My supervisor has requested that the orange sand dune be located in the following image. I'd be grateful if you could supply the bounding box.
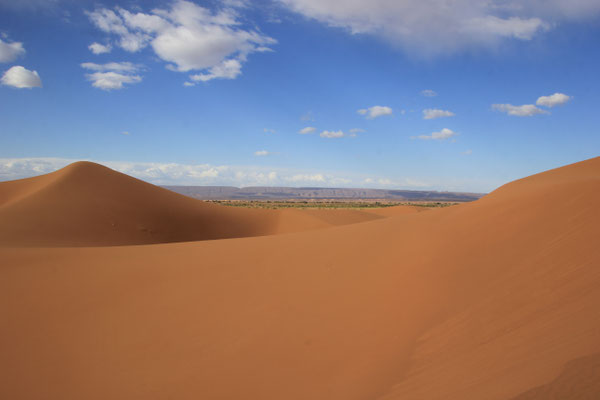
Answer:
[361,204,425,217]
[0,157,599,400]
[0,161,389,246]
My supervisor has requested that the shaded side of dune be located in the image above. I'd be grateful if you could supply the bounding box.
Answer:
[508,353,600,400]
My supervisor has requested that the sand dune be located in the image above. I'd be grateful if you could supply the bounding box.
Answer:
[0,157,599,400]
[0,161,392,247]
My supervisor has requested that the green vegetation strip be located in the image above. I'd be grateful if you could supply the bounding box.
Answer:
[207,200,458,209]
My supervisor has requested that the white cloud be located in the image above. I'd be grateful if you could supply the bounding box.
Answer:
[81,61,140,72]
[423,108,455,120]
[492,103,548,116]
[1,66,42,88]
[122,131,130,135]
[106,161,227,184]
[536,92,571,107]
[254,150,272,156]
[189,58,242,83]
[83,72,142,90]
[88,42,112,54]
[0,38,25,63]
[86,8,149,52]
[299,126,316,134]
[462,149,473,155]
[81,62,142,90]
[421,89,437,97]
[413,128,457,140]
[461,15,546,40]
[0,158,66,181]
[263,128,276,134]
[320,130,345,138]
[87,1,276,83]
[277,0,600,56]
[357,105,393,119]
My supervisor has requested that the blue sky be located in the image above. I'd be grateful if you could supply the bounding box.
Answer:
[1,0,599,192]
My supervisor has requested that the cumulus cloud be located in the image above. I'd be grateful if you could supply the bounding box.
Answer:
[83,72,141,90]
[320,130,346,138]
[1,66,42,88]
[81,62,142,90]
[0,38,25,62]
[421,89,437,97]
[88,42,112,54]
[254,150,272,156]
[277,0,600,55]
[299,126,316,134]
[492,103,548,116]
[86,8,151,52]
[413,128,457,140]
[189,58,242,83]
[357,105,393,119]
[536,92,571,107]
[423,108,455,120]
[87,0,275,83]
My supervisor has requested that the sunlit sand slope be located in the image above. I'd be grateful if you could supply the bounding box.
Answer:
[0,157,598,400]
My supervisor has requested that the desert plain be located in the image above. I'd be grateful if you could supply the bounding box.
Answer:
[1,157,599,400]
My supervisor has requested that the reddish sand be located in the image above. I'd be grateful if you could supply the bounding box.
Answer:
[0,157,599,400]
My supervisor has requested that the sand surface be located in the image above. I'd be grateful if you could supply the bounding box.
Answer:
[1,157,599,399]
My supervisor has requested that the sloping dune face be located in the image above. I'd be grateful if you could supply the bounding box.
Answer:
[0,161,388,246]
[0,157,599,400]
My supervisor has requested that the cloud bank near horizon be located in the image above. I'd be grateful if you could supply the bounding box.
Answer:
[0,157,486,191]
